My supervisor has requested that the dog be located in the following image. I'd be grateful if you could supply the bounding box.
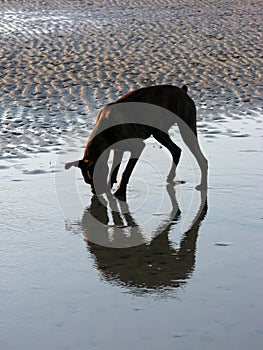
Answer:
[65,85,208,200]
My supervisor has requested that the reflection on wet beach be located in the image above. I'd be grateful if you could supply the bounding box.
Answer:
[80,185,207,292]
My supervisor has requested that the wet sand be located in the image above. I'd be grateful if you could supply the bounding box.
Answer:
[1,130,262,350]
[0,0,262,157]
[0,1,263,349]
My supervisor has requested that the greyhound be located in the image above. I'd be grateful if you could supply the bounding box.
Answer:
[65,85,208,200]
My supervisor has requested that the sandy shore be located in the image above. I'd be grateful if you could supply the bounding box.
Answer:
[0,0,262,157]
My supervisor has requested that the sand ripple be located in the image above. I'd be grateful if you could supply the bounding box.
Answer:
[0,0,262,157]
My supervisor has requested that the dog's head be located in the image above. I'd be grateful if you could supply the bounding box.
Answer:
[65,159,96,192]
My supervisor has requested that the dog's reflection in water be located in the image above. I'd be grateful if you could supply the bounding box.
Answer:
[80,185,207,291]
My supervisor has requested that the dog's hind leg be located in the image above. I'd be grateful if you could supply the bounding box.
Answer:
[177,120,208,190]
[152,130,181,183]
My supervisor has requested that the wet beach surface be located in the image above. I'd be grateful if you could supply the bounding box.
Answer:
[0,1,263,349]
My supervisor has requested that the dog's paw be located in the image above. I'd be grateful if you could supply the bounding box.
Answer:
[114,188,127,201]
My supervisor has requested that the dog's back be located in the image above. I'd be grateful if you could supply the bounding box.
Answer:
[107,85,197,135]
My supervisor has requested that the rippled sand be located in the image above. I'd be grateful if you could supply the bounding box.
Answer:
[0,0,262,157]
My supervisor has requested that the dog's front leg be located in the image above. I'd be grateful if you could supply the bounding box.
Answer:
[114,141,145,201]
[114,158,138,200]
[92,149,111,195]
[108,149,124,189]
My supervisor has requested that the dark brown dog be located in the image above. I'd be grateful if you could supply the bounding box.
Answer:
[65,85,208,200]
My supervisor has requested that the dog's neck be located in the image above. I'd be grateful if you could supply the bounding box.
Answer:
[83,127,110,162]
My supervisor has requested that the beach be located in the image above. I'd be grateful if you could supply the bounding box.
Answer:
[0,0,263,349]
[0,0,262,157]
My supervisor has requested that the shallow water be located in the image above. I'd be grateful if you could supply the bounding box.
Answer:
[1,1,263,349]
[1,126,263,349]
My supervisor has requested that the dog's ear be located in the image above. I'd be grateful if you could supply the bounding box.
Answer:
[181,85,188,93]
[86,161,95,179]
[77,159,95,184]
[64,160,82,170]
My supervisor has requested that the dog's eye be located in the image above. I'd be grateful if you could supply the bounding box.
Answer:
[87,169,92,179]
